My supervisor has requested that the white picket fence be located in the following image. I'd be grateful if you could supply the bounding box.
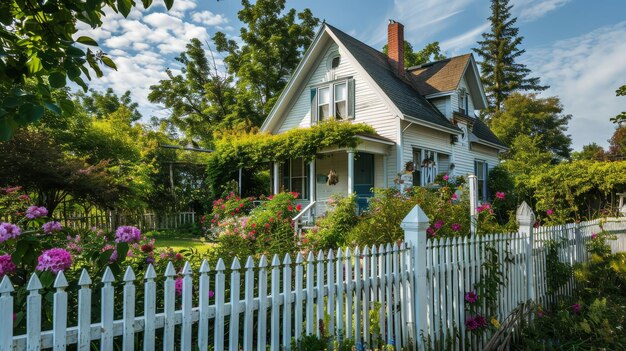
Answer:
[3,204,626,350]
[5,245,414,350]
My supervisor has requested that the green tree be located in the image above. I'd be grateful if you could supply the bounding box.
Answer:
[473,0,547,114]
[572,143,607,161]
[610,85,626,124]
[148,38,236,146]
[77,88,141,122]
[491,93,572,161]
[607,126,626,161]
[212,0,319,127]
[382,41,446,67]
[0,0,179,140]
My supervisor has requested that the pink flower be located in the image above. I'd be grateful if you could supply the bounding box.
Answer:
[42,221,62,234]
[465,316,479,331]
[434,220,444,229]
[115,226,141,243]
[0,222,21,243]
[443,174,449,181]
[0,254,17,277]
[426,227,435,237]
[146,256,155,264]
[495,192,506,200]
[451,193,458,201]
[591,233,597,239]
[36,248,72,273]
[25,206,48,219]
[546,209,554,216]
[475,315,487,327]
[209,290,215,298]
[477,203,492,214]
[175,277,183,296]
[18,194,30,201]
[572,303,580,313]
[464,291,478,303]
[451,223,461,232]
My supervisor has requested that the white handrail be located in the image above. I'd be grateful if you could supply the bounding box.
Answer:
[292,201,316,238]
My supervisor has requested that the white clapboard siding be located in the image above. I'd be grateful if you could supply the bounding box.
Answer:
[7,218,626,351]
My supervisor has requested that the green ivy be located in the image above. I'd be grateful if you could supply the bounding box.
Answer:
[206,121,376,196]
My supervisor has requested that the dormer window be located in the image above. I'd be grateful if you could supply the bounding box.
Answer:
[458,88,469,115]
[310,79,355,123]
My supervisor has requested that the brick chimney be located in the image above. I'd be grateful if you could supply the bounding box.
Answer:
[387,20,405,76]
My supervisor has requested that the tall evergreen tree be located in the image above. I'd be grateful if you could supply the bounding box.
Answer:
[473,0,547,114]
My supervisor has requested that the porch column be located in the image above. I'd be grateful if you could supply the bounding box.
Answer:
[347,151,354,195]
[273,162,280,195]
[383,155,388,188]
[309,159,316,203]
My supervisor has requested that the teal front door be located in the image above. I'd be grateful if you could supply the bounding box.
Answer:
[354,153,374,213]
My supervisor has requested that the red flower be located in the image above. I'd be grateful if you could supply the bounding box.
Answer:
[296,204,302,211]
[288,205,293,211]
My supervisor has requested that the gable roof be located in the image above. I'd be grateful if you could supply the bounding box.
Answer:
[325,24,459,132]
[470,117,507,149]
[407,54,471,96]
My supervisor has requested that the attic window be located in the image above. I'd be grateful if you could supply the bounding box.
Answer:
[331,56,341,69]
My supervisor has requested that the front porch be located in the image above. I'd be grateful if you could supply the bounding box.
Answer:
[270,136,393,231]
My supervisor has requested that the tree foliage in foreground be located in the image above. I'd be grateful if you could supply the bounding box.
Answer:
[0,0,175,140]
[473,0,547,114]
[382,41,447,67]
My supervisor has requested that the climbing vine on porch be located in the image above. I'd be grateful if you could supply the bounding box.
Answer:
[206,121,376,196]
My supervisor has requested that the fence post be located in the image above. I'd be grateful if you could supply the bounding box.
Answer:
[468,174,478,236]
[401,204,430,347]
[517,201,536,302]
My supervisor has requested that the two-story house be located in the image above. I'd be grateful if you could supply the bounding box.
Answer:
[260,21,507,218]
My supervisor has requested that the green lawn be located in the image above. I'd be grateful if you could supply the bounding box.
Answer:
[152,236,214,255]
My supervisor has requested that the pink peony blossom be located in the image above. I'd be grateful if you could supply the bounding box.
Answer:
[209,290,215,298]
[546,209,554,216]
[0,254,17,277]
[25,206,48,219]
[443,174,449,181]
[434,220,444,229]
[0,222,21,243]
[465,316,479,331]
[451,193,458,201]
[495,192,506,200]
[426,227,435,237]
[42,221,62,234]
[477,203,492,214]
[451,223,461,232]
[475,315,487,327]
[591,233,597,239]
[36,248,72,273]
[115,226,141,243]
[464,291,478,303]
[175,277,183,296]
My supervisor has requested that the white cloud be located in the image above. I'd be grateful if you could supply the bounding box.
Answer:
[440,22,489,54]
[512,0,572,22]
[525,21,626,149]
[192,10,228,26]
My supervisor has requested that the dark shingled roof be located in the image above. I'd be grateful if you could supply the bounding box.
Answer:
[471,117,507,148]
[326,24,459,132]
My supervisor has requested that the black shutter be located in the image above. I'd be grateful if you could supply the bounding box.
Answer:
[348,79,355,119]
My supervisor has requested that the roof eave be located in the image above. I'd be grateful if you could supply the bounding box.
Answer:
[403,114,462,135]
[470,137,509,152]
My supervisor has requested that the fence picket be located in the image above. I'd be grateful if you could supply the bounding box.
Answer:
[271,255,281,351]
[336,248,345,341]
[392,243,401,348]
[316,250,325,337]
[27,274,42,351]
[230,258,242,351]
[377,244,386,345]
[363,246,371,348]
[283,254,293,350]
[1,276,14,351]
[244,257,255,351]
[143,265,157,351]
[122,267,136,351]
[214,259,226,351]
[294,253,304,341]
[163,262,176,351]
[182,262,193,351]
[327,250,336,338]
[198,260,211,351]
[306,251,315,336]
[257,256,268,350]
[345,247,354,343]
[100,268,114,351]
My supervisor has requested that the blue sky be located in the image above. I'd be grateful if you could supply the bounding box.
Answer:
[78,0,626,150]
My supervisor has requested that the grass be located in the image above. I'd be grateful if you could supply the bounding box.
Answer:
[147,230,214,255]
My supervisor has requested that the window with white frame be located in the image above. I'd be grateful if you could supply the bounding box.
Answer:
[310,79,355,123]
[281,158,309,199]
[474,160,488,201]
[458,88,469,115]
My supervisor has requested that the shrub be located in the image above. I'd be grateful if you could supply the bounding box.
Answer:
[305,194,358,250]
